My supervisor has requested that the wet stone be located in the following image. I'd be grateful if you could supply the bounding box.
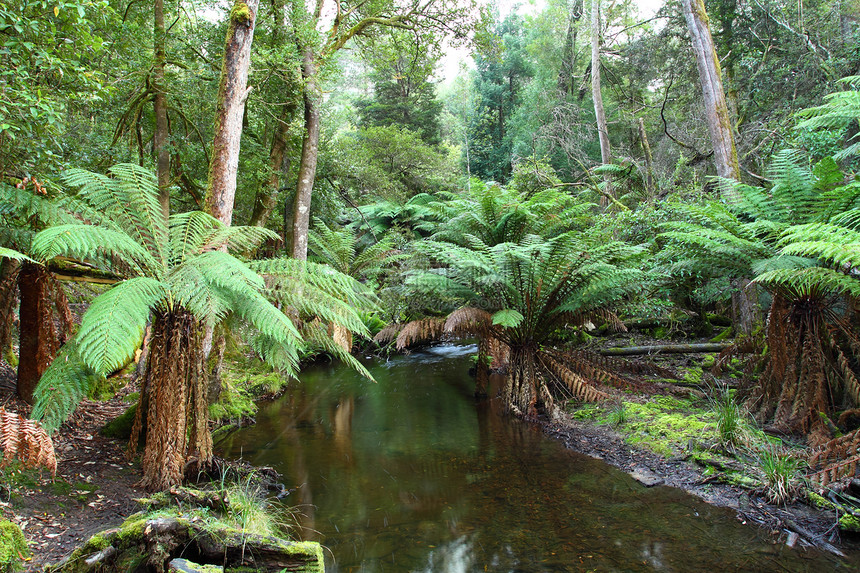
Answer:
[629,467,664,487]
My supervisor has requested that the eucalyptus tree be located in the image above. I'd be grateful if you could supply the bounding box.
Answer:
[287,0,483,260]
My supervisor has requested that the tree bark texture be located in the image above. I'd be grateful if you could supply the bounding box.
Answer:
[205,0,260,226]
[130,311,212,490]
[0,259,21,366]
[290,48,321,261]
[681,0,740,181]
[153,0,171,222]
[638,117,655,198]
[730,278,763,336]
[16,262,59,404]
[591,0,612,199]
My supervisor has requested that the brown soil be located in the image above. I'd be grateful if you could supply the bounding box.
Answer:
[0,386,143,572]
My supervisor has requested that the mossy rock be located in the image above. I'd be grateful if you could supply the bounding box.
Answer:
[100,404,137,439]
[0,518,29,571]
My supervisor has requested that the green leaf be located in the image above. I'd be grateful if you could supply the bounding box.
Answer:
[492,308,524,328]
[75,277,166,374]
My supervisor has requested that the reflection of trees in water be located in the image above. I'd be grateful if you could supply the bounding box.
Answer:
[220,352,843,572]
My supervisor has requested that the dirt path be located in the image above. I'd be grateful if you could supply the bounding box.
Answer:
[0,393,143,572]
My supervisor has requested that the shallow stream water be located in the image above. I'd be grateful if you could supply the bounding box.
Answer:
[217,345,857,572]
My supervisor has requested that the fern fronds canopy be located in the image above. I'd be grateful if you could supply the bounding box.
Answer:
[405,231,642,416]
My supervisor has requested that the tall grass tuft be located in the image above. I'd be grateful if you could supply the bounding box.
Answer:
[755,445,805,505]
[711,387,746,449]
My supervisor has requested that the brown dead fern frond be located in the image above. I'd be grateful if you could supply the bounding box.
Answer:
[808,427,860,488]
[395,318,446,351]
[0,408,56,476]
[373,323,404,345]
[540,354,609,402]
[444,307,493,335]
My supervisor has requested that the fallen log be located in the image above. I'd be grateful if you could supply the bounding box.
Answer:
[599,342,735,356]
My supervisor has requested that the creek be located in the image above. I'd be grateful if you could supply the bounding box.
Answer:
[217,344,856,572]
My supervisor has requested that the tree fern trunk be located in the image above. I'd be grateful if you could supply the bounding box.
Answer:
[137,311,212,491]
[0,259,21,366]
[505,346,539,418]
[17,262,59,404]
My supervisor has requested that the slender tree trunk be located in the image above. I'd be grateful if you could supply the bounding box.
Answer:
[730,278,762,336]
[558,0,584,95]
[205,0,261,226]
[290,48,321,261]
[681,0,740,181]
[249,101,295,227]
[153,0,171,222]
[16,263,59,404]
[638,117,655,198]
[591,0,612,199]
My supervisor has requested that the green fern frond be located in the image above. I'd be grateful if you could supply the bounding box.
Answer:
[300,321,373,380]
[75,277,167,374]
[780,240,860,269]
[31,224,159,277]
[754,267,860,298]
[31,342,104,434]
[0,248,35,264]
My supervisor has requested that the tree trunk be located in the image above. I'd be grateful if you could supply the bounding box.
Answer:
[504,346,538,418]
[153,0,171,222]
[0,259,21,366]
[132,311,212,491]
[681,0,740,181]
[591,0,612,200]
[558,0,584,95]
[17,263,59,404]
[638,117,655,198]
[248,0,294,229]
[730,278,762,336]
[290,48,321,261]
[249,101,295,227]
[205,0,261,226]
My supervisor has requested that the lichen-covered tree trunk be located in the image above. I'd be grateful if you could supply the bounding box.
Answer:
[591,0,612,200]
[681,0,740,181]
[16,262,59,404]
[290,48,321,261]
[205,0,260,226]
[132,311,212,490]
[153,0,171,221]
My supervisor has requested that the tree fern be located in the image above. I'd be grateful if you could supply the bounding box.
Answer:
[404,231,643,415]
[29,164,374,489]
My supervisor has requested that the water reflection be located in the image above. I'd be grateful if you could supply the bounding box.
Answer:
[218,345,856,572]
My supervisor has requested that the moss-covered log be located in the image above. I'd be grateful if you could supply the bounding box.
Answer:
[50,515,323,573]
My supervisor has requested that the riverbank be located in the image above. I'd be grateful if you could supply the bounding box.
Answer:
[4,336,860,570]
